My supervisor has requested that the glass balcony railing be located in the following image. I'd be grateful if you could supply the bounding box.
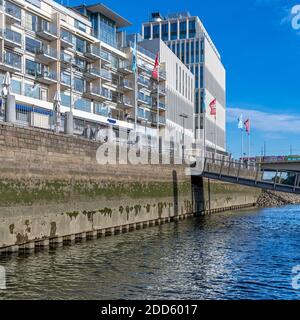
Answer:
[138,76,151,87]
[138,92,152,106]
[60,52,72,64]
[4,29,22,45]
[99,69,112,80]
[159,116,166,124]
[60,30,73,45]
[122,79,133,89]
[122,96,133,106]
[37,70,57,81]
[84,67,101,77]
[88,86,112,99]
[37,21,57,36]
[86,44,101,58]
[100,50,111,62]
[36,46,57,59]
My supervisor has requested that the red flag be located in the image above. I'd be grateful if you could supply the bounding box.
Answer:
[244,119,250,134]
[209,98,217,116]
[152,52,160,80]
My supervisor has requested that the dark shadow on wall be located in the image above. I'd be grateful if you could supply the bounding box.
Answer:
[172,170,179,217]
[191,175,206,215]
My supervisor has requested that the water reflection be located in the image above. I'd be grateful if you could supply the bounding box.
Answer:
[1,206,300,300]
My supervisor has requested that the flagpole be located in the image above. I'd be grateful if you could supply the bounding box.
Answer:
[133,35,138,134]
[214,115,217,157]
[157,53,160,153]
[241,128,243,161]
[248,133,250,162]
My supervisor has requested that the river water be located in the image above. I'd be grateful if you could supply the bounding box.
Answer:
[1,205,300,300]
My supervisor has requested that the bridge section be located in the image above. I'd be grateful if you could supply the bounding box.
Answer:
[189,158,300,195]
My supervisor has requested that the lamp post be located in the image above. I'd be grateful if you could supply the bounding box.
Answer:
[63,56,74,135]
[179,113,188,163]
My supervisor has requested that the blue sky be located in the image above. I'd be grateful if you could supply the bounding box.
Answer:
[66,0,300,158]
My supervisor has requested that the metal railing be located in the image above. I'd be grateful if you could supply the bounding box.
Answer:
[4,29,22,44]
[86,44,101,57]
[36,46,57,59]
[37,20,57,35]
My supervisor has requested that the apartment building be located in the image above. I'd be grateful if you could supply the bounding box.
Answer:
[142,12,226,151]
[138,38,194,146]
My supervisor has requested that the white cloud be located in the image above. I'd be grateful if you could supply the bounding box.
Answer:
[227,107,300,134]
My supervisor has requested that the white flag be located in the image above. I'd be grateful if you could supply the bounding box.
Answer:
[238,114,243,130]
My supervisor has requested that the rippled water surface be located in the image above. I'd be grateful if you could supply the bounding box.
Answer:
[1,205,300,300]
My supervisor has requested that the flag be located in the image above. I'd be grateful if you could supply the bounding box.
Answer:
[209,98,217,116]
[238,114,243,130]
[244,118,250,134]
[132,35,137,73]
[152,52,160,80]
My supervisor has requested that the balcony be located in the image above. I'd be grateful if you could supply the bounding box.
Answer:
[138,93,152,107]
[121,79,133,91]
[3,29,22,48]
[100,50,111,64]
[84,67,101,81]
[60,30,74,48]
[60,72,71,90]
[5,2,22,24]
[152,101,166,110]
[0,51,21,72]
[99,68,112,82]
[60,52,72,69]
[84,85,112,101]
[36,21,57,41]
[118,96,133,108]
[36,70,57,85]
[36,47,58,64]
[85,44,101,60]
[118,61,132,75]
[138,76,151,89]
[159,69,167,81]
[152,86,167,97]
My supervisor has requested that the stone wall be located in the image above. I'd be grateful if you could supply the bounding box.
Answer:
[0,123,261,251]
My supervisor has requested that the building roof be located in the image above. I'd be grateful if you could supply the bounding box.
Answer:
[83,3,132,28]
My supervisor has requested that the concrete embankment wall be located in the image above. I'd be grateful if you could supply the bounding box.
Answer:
[0,123,261,252]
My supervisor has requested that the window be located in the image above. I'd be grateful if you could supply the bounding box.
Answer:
[26,0,41,8]
[176,63,178,91]
[176,43,180,59]
[75,37,85,53]
[73,77,84,93]
[6,1,21,21]
[25,37,41,54]
[195,91,199,114]
[172,43,176,53]
[170,22,178,40]
[200,66,204,89]
[191,41,194,64]
[195,40,199,63]
[200,40,204,63]
[161,23,168,41]
[189,20,196,38]
[25,83,39,99]
[94,102,109,116]
[4,51,21,69]
[25,59,41,76]
[180,21,187,39]
[75,98,91,112]
[153,25,159,39]
[25,13,38,31]
[61,93,70,107]
[144,25,151,39]
[99,13,117,48]
[75,19,86,32]
[200,91,205,113]
[181,42,185,63]
[11,79,21,94]
[74,57,86,70]
[195,65,199,88]
[186,42,190,64]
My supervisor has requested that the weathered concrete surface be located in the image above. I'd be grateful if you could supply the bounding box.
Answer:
[0,123,261,251]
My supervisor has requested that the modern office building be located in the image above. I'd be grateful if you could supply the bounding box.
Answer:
[0,0,194,147]
[142,12,226,152]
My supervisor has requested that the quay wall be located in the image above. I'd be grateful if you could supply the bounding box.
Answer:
[0,123,261,252]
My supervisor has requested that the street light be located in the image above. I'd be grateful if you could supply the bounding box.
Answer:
[179,113,188,162]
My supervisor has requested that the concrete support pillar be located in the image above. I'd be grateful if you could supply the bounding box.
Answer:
[64,112,73,135]
[50,237,63,247]
[64,234,75,243]
[87,231,97,240]
[6,94,16,123]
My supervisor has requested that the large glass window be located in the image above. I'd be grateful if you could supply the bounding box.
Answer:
[200,66,204,89]
[189,20,196,38]
[144,26,151,39]
[195,40,199,63]
[99,13,117,48]
[181,42,185,63]
[170,22,178,40]
[5,1,21,20]
[75,19,86,32]
[200,40,204,62]
[94,102,109,116]
[4,51,21,69]
[75,37,85,54]
[195,65,199,88]
[191,41,194,64]
[11,79,21,94]
[61,93,70,107]
[74,57,86,70]
[180,21,187,39]
[75,98,91,112]
[25,83,39,99]
[161,23,168,41]
[186,42,190,64]
[152,25,159,39]
[25,37,41,54]
[25,13,38,31]
[25,59,41,76]
[73,77,84,93]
